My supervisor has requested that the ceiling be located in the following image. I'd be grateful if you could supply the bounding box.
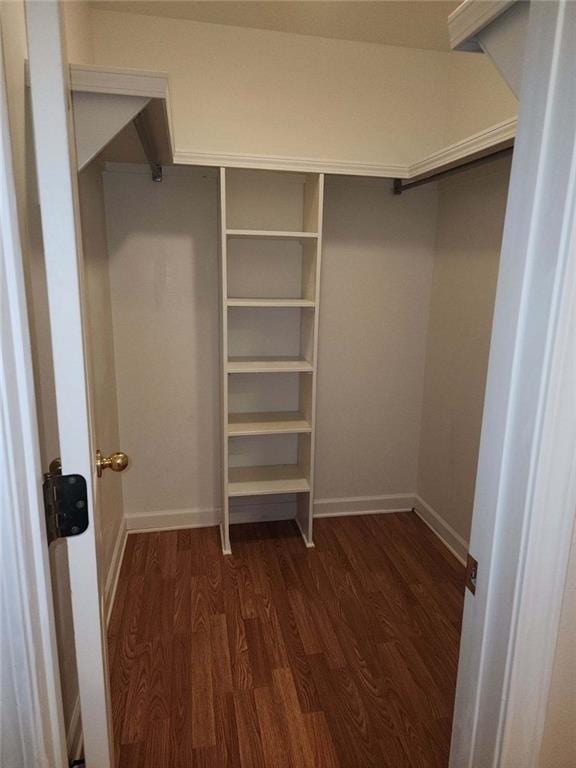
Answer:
[90,1,460,52]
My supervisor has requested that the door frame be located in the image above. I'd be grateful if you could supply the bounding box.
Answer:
[0,20,67,768]
[450,1,576,766]
[25,1,114,766]
[11,0,576,766]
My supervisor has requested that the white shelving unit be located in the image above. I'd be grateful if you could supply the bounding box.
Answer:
[219,168,324,553]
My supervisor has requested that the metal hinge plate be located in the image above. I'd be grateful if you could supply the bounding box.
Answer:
[465,553,478,595]
[43,459,89,544]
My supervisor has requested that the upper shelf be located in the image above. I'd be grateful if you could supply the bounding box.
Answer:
[70,64,174,173]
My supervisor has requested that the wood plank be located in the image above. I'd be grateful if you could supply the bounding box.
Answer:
[109,513,465,766]
[233,689,265,768]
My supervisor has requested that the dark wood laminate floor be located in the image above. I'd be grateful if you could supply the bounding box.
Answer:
[109,513,465,768]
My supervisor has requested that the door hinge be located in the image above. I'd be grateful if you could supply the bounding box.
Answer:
[43,458,89,545]
[465,553,478,595]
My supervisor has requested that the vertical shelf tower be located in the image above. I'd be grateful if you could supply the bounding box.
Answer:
[219,169,324,554]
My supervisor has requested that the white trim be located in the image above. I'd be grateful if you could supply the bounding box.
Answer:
[173,118,517,181]
[313,493,415,518]
[126,507,220,532]
[69,63,169,99]
[104,524,128,627]
[448,0,516,51]
[408,117,516,180]
[66,697,83,761]
[125,499,297,533]
[413,496,469,566]
[173,148,408,178]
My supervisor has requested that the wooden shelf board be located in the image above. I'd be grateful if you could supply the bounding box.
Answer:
[227,298,315,308]
[228,465,310,497]
[227,356,314,373]
[228,411,312,436]
[226,228,318,241]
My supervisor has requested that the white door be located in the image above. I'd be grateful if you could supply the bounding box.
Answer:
[450,2,576,765]
[25,2,114,765]
[0,19,67,768]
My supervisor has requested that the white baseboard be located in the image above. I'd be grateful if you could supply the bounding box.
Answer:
[66,695,83,761]
[122,495,467,566]
[313,493,416,518]
[104,520,127,628]
[125,499,297,533]
[413,495,469,565]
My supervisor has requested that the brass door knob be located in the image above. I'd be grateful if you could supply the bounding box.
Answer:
[96,449,129,478]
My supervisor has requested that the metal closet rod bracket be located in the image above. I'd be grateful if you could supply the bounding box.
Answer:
[392,145,513,195]
[133,110,163,183]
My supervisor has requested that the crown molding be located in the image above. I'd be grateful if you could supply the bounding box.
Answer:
[69,63,170,98]
[448,0,516,51]
[173,117,517,181]
[173,149,408,179]
[408,116,517,180]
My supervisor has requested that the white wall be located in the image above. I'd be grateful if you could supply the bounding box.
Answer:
[416,157,511,549]
[88,9,516,171]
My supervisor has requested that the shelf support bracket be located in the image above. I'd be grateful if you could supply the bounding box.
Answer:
[133,110,163,182]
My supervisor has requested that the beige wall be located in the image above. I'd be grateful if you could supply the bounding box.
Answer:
[87,8,516,169]
[539,520,576,768]
[102,168,439,519]
[317,177,437,501]
[62,0,94,64]
[417,157,511,544]
[78,163,124,589]
[103,167,221,518]
[446,52,517,145]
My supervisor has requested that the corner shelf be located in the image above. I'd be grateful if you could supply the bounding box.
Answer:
[228,465,311,497]
[228,411,312,436]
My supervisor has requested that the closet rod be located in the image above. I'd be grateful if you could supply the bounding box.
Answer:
[392,145,513,195]
[133,110,163,182]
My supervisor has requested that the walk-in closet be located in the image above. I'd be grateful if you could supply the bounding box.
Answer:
[20,2,521,766]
